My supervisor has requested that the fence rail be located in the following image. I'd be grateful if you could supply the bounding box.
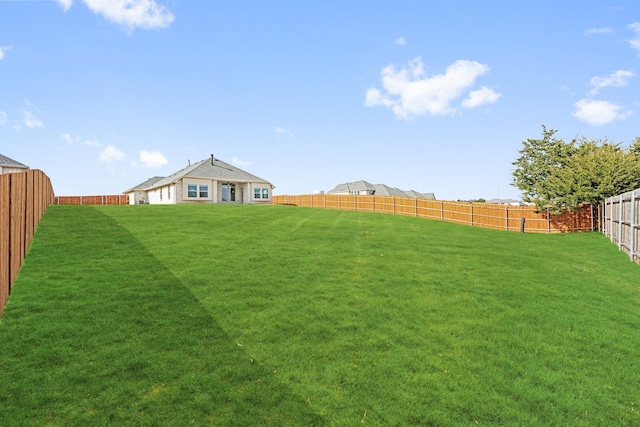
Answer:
[273,194,597,233]
[602,188,640,263]
[1,170,55,317]
[55,195,129,205]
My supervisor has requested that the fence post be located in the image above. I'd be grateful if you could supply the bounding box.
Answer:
[415,198,418,217]
[547,209,550,234]
[440,200,444,221]
[470,203,473,226]
[631,191,636,262]
[505,206,508,230]
[619,194,624,250]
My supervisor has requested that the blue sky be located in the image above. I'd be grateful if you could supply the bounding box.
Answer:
[1,0,639,200]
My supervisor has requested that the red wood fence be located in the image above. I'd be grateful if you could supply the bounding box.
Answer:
[55,195,129,205]
[272,194,598,233]
[1,170,55,317]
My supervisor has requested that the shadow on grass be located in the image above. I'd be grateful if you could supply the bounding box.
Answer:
[0,206,325,426]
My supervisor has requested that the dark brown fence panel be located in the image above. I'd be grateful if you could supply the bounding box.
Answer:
[272,194,596,234]
[0,174,9,318]
[1,170,55,317]
[9,172,26,287]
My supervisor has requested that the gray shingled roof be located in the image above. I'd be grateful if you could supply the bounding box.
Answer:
[128,156,273,192]
[0,154,29,169]
[372,184,408,197]
[404,190,431,199]
[328,180,376,194]
[329,180,435,199]
[124,176,165,193]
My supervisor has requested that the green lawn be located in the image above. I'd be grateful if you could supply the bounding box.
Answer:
[1,204,639,426]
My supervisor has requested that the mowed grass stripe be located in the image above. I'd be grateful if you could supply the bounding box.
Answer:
[96,204,640,426]
[0,205,325,426]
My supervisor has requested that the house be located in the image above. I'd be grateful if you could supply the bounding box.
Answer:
[0,154,29,174]
[125,155,275,205]
[328,180,376,195]
[485,198,526,206]
[328,180,435,199]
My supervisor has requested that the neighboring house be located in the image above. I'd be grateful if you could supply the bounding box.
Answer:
[485,198,526,206]
[0,154,29,174]
[125,155,275,205]
[328,180,376,195]
[328,180,435,199]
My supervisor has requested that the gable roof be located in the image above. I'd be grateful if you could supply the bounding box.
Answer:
[127,156,274,192]
[0,154,29,169]
[404,190,436,199]
[329,180,435,199]
[372,184,408,197]
[328,180,376,194]
[125,176,165,193]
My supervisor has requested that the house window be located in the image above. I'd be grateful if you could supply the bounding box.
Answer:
[262,188,269,199]
[199,185,209,198]
[254,188,261,199]
[187,184,197,198]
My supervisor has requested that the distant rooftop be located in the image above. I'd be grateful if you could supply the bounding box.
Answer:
[0,154,29,169]
[328,180,435,199]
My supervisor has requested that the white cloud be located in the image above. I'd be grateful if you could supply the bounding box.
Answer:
[275,126,293,136]
[83,138,102,147]
[365,57,499,118]
[0,46,12,60]
[394,37,407,46]
[19,100,44,129]
[0,111,6,125]
[61,133,104,148]
[56,0,73,12]
[629,22,640,54]
[572,99,631,125]
[23,111,43,128]
[137,150,167,168]
[584,27,613,36]
[100,145,126,163]
[462,86,501,108]
[60,133,81,144]
[589,70,634,94]
[232,156,250,166]
[81,0,175,31]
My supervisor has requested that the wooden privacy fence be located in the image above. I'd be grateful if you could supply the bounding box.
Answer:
[1,170,55,317]
[602,188,640,263]
[55,195,129,205]
[273,194,597,233]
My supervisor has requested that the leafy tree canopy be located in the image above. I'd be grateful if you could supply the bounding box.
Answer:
[512,126,640,212]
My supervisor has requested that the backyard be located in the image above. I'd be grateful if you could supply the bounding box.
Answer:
[0,204,639,426]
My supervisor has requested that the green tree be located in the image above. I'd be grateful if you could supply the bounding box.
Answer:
[511,125,575,209]
[548,139,640,210]
[512,127,640,212]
